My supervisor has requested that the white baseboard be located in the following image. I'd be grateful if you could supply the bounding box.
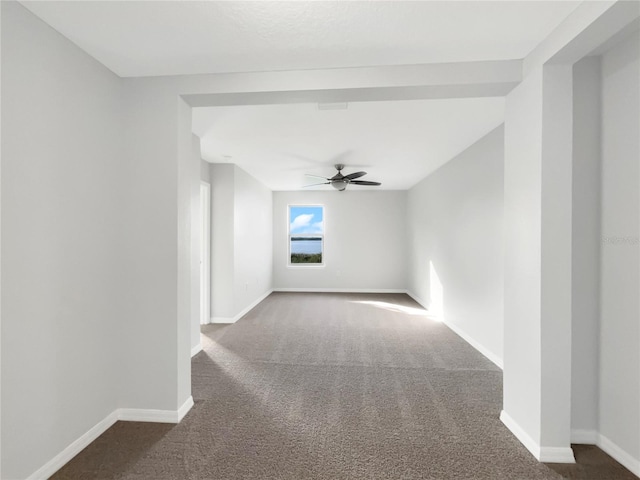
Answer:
[598,433,640,477]
[27,410,119,480]
[405,291,441,321]
[27,396,195,480]
[440,316,503,369]
[210,316,235,324]
[405,290,428,307]
[406,291,503,369]
[500,410,575,464]
[119,395,194,424]
[571,428,598,444]
[273,288,407,293]
[177,395,195,422]
[191,343,202,357]
[211,290,273,324]
[500,410,542,460]
[117,408,178,423]
[212,288,411,320]
[539,447,576,463]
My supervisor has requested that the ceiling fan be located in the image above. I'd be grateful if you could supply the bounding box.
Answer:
[304,164,382,191]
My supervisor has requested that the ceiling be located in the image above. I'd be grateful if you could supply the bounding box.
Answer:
[192,98,505,191]
[22,1,580,78]
[22,1,582,191]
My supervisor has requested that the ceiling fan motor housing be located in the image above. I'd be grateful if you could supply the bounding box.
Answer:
[304,164,381,190]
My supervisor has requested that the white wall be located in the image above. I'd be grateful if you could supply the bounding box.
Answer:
[502,63,576,462]
[273,190,406,291]
[539,64,574,453]
[571,55,601,438]
[233,166,273,315]
[190,135,202,353]
[502,66,544,450]
[210,164,236,319]
[1,3,124,478]
[176,98,194,407]
[599,32,640,468]
[118,79,193,414]
[568,34,640,475]
[201,159,210,183]
[0,4,3,474]
[407,125,504,367]
[210,164,273,321]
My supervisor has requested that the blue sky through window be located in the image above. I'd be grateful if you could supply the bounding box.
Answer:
[289,206,324,235]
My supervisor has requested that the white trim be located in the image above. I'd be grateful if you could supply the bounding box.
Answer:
[273,288,407,294]
[211,289,273,324]
[26,397,195,479]
[440,316,503,369]
[191,343,202,357]
[571,429,598,444]
[500,410,542,460]
[405,290,429,308]
[598,433,640,477]
[27,411,119,480]
[539,447,576,464]
[118,396,194,423]
[210,316,236,324]
[406,290,503,370]
[285,264,326,269]
[176,396,195,422]
[499,410,576,464]
[118,408,180,423]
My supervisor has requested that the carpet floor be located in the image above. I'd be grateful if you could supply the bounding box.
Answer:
[52,292,636,479]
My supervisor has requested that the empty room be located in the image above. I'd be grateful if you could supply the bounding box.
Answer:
[1,1,639,479]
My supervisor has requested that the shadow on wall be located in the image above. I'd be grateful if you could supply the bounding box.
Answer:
[429,261,445,321]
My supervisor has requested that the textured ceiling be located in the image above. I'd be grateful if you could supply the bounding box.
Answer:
[21,1,579,190]
[21,1,580,77]
[192,98,505,191]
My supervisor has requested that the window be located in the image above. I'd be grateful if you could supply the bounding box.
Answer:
[289,205,324,265]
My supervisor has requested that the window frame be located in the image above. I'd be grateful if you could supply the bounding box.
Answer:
[287,204,325,268]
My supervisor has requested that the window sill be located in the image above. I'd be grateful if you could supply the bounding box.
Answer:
[287,264,325,269]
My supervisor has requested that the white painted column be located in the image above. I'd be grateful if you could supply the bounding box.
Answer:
[570,56,601,442]
[177,97,195,411]
[503,65,544,457]
[539,64,573,456]
[502,63,575,463]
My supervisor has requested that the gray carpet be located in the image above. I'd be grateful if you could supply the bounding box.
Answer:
[52,292,636,479]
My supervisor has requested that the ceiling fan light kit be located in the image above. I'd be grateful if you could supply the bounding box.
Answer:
[304,164,382,191]
[331,179,348,191]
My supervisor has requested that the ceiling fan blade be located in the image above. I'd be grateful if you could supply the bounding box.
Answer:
[343,171,367,180]
[305,174,330,180]
[303,182,330,188]
[350,180,381,186]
